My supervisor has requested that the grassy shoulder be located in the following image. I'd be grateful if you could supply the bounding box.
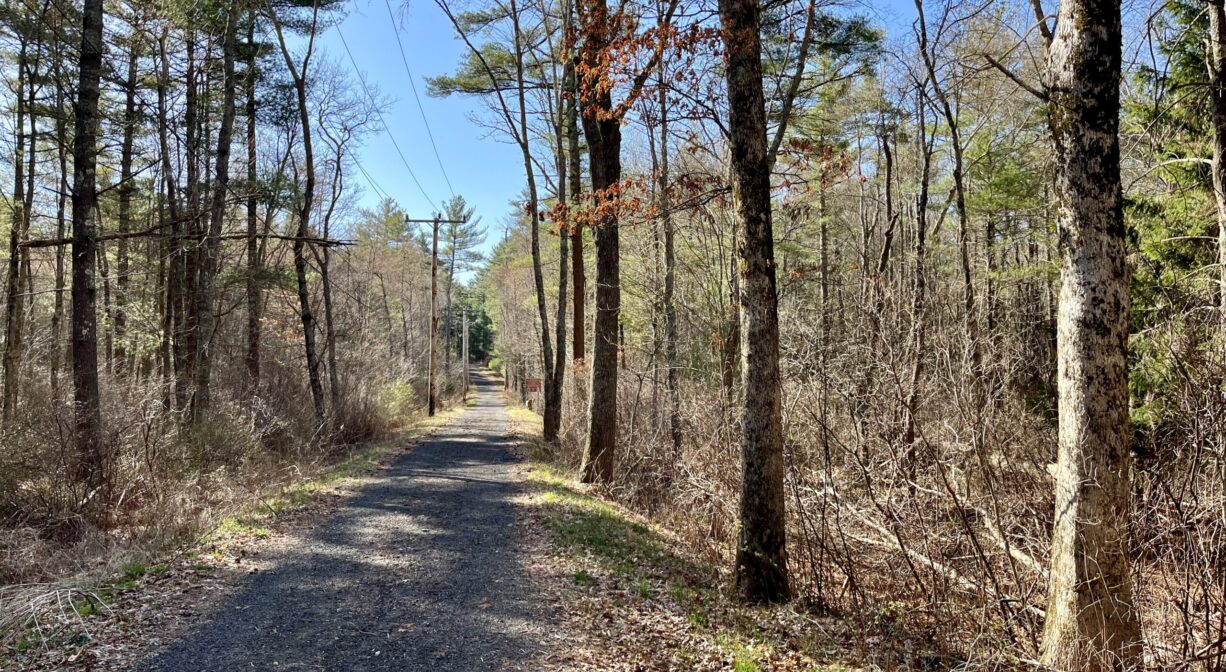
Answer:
[506,404,856,672]
[2,402,469,669]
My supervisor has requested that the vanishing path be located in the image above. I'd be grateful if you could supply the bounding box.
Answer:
[138,370,546,671]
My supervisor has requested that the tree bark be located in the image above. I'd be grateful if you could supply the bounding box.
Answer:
[157,32,189,412]
[70,0,107,491]
[270,5,326,424]
[50,47,68,401]
[547,7,572,443]
[1210,0,1226,345]
[245,13,262,393]
[568,44,585,366]
[1039,0,1141,667]
[3,39,29,422]
[719,0,790,603]
[577,0,622,483]
[194,7,238,420]
[658,25,681,456]
[115,38,140,378]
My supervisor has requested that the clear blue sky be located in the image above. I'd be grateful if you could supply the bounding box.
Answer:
[317,0,919,261]
[317,0,524,258]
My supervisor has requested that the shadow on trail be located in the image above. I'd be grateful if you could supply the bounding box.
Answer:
[138,371,546,672]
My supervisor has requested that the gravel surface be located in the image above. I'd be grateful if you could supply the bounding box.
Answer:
[136,371,547,671]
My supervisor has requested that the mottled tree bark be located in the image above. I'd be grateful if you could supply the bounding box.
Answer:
[1040,0,1141,667]
[720,0,790,603]
[1210,0,1226,343]
[70,0,106,489]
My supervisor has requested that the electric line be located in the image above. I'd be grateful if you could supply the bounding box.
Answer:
[383,0,456,199]
[335,25,438,212]
[353,155,392,203]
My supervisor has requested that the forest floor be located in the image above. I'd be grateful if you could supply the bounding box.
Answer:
[3,369,861,671]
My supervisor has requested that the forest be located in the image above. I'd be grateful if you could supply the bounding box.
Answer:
[0,0,1223,668]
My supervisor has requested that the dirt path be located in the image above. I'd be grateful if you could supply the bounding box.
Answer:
[137,370,548,671]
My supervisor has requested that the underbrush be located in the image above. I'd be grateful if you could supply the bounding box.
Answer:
[510,404,864,671]
[0,389,469,663]
[0,359,463,593]
[537,335,1226,669]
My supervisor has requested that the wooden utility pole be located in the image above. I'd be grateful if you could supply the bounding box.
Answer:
[405,215,467,417]
[462,308,470,399]
[429,215,440,416]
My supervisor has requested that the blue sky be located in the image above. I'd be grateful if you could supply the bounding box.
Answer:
[317,0,524,258]
[317,0,920,261]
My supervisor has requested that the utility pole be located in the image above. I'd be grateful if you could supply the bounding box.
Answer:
[462,308,470,400]
[429,214,440,416]
[405,215,466,417]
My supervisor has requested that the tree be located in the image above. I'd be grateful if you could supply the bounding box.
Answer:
[68,0,106,494]
[1210,0,1226,337]
[193,2,239,420]
[440,195,485,364]
[1039,0,1142,667]
[575,0,673,483]
[268,0,329,424]
[719,0,789,603]
[431,0,565,441]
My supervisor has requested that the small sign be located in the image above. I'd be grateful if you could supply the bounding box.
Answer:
[524,378,542,393]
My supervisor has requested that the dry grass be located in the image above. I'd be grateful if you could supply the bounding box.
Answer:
[0,400,469,668]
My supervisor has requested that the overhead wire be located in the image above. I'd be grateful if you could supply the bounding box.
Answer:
[335,25,439,212]
[383,0,456,200]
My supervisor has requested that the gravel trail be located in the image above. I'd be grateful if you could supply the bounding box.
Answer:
[136,370,546,671]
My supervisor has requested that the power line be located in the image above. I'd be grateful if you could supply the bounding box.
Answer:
[353,155,392,203]
[335,25,438,212]
[383,0,456,200]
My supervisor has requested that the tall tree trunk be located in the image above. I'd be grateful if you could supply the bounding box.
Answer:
[70,0,106,491]
[245,13,262,393]
[916,1,985,462]
[182,35,201,407]
[115,40,140,377]
[506,0,558,439]
[903,95,932,478]
[320,146,345,416]
[51,50,68,402]
[658,28,681,456]
[157,32,187,411]
[720,0,789,603]
[568,44,585,365]
[578,125,621,482]
[3,40,29,422]
[194,8,238,420]
[1039,0,1141,667]
[270,6,325,424]
[1210,0,1226,347]
[445,247,456,369]
[547,13,572,443]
